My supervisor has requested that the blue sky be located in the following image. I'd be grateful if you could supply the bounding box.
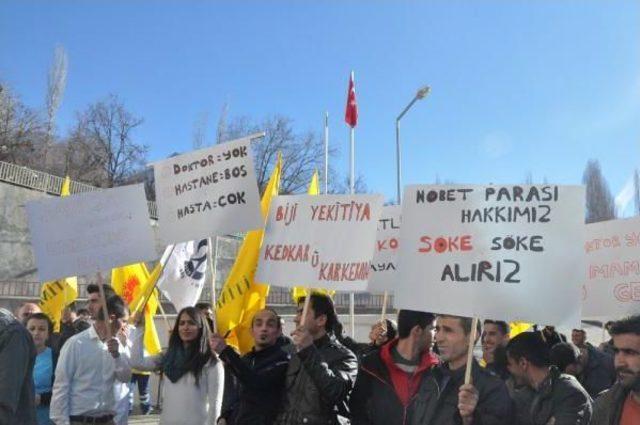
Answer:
[1,1,639,210]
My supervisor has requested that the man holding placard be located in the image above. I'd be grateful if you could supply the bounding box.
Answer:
[274,293,357,425]
[412,315,513,425]
[50,295,131,425]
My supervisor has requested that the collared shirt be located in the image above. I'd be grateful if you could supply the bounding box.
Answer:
[50,325,131,425]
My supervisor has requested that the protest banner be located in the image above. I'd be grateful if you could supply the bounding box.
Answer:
[368,205,401,293]
[256,194,383,291]
[26,184,156,282]
[584,216,640,318]
[153,135,262,245]
[396,184,585,326]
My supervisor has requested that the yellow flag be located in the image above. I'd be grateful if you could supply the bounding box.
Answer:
[111,263,162,355]
[216,155,281,353]
[39,176,78,332]
[509,322,532,338]
[291,171,335,303]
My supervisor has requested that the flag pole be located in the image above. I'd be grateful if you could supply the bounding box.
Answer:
[96,271,112,340]
[349,126,356,338]
[208,236,218,333]
[324,111,329,194]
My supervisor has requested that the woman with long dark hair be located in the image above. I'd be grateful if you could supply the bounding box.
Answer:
[131,306,224,424]
[26,313,57,425]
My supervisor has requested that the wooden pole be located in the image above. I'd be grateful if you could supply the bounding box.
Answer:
[301,288,313,330]
[380,291,389,322]
[464,317,479,385]
[96,272,112,340]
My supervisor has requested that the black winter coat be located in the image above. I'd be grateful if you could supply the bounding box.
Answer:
[219,343,290,425]
[274,333,358,425]
[411,360,514,425]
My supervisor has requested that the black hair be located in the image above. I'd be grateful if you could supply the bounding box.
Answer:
[26,312,54,336]
[571,329,586,335]
[86,284,116,298]
[484,320,509,336]
[506,331,551,367]
[550,342,581,373]
[164,306,214,386]
[299,293,340,333]
[609,315,640,337]
[251,308,282,329]
[76,308,90,316]
[385,319,398,340]
[96,295,127,320]
[438,315,482,338]
[65,302,77,313]
[194,302,212,311]
[397,310,435,339]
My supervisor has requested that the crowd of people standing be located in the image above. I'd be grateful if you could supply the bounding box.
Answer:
[1,290,638,425]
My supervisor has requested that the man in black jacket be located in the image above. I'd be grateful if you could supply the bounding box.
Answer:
[412,315,513,425]
[274,293,358,425]
[507,331,592,425]
[350,310,438,425]
[210,308,290,425]
[592,314,640,425]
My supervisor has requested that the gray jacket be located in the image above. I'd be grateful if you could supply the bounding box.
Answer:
[0,308,36,425]
[515,366,593,425]
[591,382,628,425]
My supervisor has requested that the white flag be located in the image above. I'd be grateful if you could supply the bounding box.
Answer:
[157,239,209,313]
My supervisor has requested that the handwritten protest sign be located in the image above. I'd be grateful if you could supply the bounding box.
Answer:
[153,136,262,245]
[368,205,401,293]
[256,194,383,290]
[584,217,640,318]
[396,185,584,326]
[26,184,156,282]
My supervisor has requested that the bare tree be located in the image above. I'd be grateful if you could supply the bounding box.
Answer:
[220,114,339,195]
[68,94,147,187]
[192,111,208,150]
[583,159,616,223]
[216,102,228,145]
[524,171,533,185]
[0,84,45,166]
[44,45,68,147]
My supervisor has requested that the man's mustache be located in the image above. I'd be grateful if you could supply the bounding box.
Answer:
[616,367,638,375]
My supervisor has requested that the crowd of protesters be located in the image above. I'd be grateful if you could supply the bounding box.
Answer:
[1,290,639,425]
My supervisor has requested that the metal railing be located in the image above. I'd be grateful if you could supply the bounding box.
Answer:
[0,161,158,219]
[0,280,394,310]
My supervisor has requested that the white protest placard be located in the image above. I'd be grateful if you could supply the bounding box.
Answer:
[368,205,401,293]
[153,136,262,245]
[26,184,157,282]
[256,194,384,291]
[396,185,584,326]
[584,217,640,318]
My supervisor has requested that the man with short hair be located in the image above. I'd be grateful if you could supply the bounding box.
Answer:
[210,308,290,425]
[50,295,132,425]
[86,283,116,319]
[550,342,584,377]
[506,331,592,425]
[571,328,616,397]
[413,315,513,425]
[274,293,357,425]
[592,314,640,425]
[349,310,438,424]
[16,302,41,324]
[0,308,36,425]
[482,320,510,379]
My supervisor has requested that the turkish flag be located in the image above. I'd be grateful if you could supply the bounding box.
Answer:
[344,71,358,127]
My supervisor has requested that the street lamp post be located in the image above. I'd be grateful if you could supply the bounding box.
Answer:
[395,85,430,205]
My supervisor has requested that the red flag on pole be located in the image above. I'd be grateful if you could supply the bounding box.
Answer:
[344,71,358,127]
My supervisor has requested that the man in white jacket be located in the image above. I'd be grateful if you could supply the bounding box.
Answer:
[50,295,132,425]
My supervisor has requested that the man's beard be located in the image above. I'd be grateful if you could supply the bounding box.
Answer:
[616,367,640,391]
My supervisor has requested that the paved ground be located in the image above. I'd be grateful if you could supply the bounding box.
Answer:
[129,414,160,424]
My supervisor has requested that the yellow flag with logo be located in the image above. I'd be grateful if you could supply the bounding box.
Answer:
[216,155,281,353]
[111,263,162,355]
[39,176,78,332]
[291,171,335,303]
